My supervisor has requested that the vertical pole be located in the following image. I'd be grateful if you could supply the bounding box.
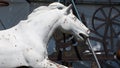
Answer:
[57,0,60,2]
[87,38,101,68]
[71,0,81,20]
[0,19,6,29]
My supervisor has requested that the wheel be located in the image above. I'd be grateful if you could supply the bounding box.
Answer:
[92,6,120,39]
[91,6,120,55]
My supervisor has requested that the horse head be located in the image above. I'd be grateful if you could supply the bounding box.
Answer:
[58,4,90,41]
[48,2,66,9]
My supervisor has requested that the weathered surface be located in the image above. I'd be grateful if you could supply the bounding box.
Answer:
[0,2,89,68]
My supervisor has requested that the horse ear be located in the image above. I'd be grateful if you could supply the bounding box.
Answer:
[64,4,72,15]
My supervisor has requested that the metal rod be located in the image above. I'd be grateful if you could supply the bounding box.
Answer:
[0,19,6,29]
[57,1,100,67]
[57,0,61,2]
[87,38,101,68]
[71,0,81,20]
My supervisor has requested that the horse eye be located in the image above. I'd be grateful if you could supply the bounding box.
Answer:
[57,7,63,10]
[72,17,76,21]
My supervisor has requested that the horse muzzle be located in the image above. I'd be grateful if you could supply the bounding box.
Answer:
[79,33,89,40]
[78,29,90,41]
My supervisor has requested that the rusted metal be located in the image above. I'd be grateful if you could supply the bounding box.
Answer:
[91,61,98,68]
[49,28,115,61]
[86,39,101,68]
[48,1,120,68]
[92,6,120,56]
[49,54,115,61]
[0,1,9,6]
[92,6,120,38]
[116,49,120,60]
[50,6,120,62]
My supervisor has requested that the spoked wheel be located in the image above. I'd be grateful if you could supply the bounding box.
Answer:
[92,6,120,38]
[92,6,120,55]
[90,6,120,68]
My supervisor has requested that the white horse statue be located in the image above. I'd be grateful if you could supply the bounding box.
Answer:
[0,2,90,68]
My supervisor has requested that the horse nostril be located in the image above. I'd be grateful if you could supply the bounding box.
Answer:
[79,33,86,39]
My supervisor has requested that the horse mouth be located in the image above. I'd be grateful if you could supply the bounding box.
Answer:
[79,33,88,40]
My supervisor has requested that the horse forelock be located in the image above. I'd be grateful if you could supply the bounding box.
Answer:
[48,2,66,9]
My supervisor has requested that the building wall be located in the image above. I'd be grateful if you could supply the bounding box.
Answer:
[0,0,29,29]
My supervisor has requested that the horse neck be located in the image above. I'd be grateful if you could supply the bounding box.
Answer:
[21,11,61,45]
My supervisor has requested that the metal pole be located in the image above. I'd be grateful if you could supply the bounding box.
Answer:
[87,38,101,68]
[71,0,81,20]
[71,1,100,67]
[57,0,60,2]
[0,19,6,29]
[57,1,100,67]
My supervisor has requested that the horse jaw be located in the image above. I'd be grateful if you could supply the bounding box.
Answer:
[73,33,89,41]
[72,28,90,41]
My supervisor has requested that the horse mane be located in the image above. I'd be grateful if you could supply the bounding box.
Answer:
[28,6,50,18]
[28,2,66,18]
